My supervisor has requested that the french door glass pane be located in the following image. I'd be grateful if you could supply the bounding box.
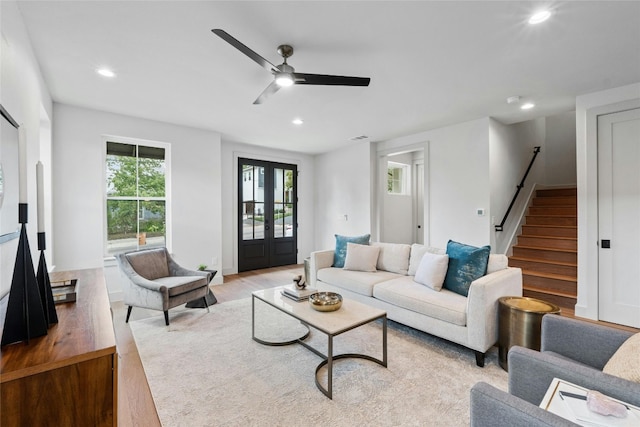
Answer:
[242,201,264,240]
[273,168,294,239]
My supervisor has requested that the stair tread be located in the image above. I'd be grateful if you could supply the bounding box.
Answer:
[509,256,577,267]
[517,235,576,241]
[514,245,577,254]
[527,214,577,218]
[522,224,577,229]
[523,285,577,299]
[521,270,577,282]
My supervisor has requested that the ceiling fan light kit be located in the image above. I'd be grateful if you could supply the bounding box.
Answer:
[212,29,370,104]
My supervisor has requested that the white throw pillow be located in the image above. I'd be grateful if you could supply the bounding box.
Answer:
[343,243,381,272]
[371,242,411,275]
[408,244,445,276]
[603,333,640,383]
[413,252,449,291]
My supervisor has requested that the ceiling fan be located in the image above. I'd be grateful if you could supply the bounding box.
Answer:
[212,29,371,104]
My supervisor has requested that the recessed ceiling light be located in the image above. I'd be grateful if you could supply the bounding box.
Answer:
[96,68,116,78]
[529,10,551,25]
[521,102,535,110]
[292,118,303,125]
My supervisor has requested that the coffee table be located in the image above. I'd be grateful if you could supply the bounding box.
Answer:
[252,286,387,399]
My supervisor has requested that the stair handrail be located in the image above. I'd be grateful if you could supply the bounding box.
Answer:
[495,146,541,232]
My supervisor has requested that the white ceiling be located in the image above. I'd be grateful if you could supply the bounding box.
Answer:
[16,1,640,154]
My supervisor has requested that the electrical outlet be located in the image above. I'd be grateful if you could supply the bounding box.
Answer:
[211,256,218,266]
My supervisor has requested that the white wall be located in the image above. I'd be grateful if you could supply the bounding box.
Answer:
[314,141,373,251]
[489,118,542,254]
[0,1,53,299]
[377,118,492,250]
[52,104,223,298]
[544,111,577,186]
[220,141,315,275]
[575,82,640,320]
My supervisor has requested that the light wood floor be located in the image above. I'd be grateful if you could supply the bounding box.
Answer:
[112,263,638,425]
[112,264,304,426]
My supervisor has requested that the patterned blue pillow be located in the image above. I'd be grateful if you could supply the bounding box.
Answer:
[443,240,490,297]
[333,234,370,268]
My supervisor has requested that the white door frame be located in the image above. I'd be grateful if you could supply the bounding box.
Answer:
[576,96,640,321]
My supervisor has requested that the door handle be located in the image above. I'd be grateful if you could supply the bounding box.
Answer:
[265,219,270,231]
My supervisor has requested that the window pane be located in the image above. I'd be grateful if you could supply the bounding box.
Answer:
[139,200,166,249]
[274,203,284,238]
[106,153,137,197]
[106,199,138,254]
[285,203,293,237]
[274,168,284,204]
[242,165,255,202]
[243,202,265,240]
[254,167,265,202]
[138,156,165,197]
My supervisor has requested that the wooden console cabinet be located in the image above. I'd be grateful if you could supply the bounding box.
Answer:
[1,268,117,426]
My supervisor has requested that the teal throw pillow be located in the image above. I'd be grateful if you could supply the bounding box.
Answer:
[443,240,490,297]
[333,234,370,268]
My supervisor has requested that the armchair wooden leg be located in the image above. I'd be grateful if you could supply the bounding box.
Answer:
[125,306,133,323]
[475,351,486,367]
[203,297,210,313]
[164,311,170,326]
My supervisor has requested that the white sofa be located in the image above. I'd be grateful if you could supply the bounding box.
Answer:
[309,243,523,366]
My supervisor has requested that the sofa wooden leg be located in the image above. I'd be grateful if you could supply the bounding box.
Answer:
[475,351,485,367]
[125,306,133,323]
[164,311,170,326]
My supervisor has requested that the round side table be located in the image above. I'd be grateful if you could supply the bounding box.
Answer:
[498,296,560,371]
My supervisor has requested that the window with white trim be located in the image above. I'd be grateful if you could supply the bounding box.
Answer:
[387,161,409,195]
[105,140,169,255]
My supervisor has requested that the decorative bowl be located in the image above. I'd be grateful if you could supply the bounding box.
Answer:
[309,292,343,312]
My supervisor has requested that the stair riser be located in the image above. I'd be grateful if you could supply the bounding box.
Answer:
[528,206,576,216]
[517,236,577,250]
[526,216,577,226]
[536,188,577,198]
[509,259,577,277]
[533,197,576,206]
[523,289,576,311]
[523,274,577,295]
[513,247,577,263]
[521,225,577,238]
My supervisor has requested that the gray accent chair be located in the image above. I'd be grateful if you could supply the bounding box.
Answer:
[116,247,211,325]
[470,314,639,426]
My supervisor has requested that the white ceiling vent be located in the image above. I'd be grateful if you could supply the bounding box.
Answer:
[349,135,369,141]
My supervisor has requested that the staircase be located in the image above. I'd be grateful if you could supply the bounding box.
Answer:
[508,188,577,315]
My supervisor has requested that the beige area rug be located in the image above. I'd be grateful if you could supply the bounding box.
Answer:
[130,298,508,427]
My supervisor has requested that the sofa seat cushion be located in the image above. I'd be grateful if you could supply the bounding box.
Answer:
[373,277,468,326]
[155,275,208,297]
[317,267,402,297]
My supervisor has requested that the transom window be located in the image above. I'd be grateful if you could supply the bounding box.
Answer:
[105,140,170,255]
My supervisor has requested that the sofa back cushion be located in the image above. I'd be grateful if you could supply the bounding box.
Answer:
[372,242,411,275]
[408,244,445,276]
[126,248,170,280]
[414,252,449,291]
[487,254,508,273]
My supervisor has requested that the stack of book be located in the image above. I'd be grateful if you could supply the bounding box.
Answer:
[281,285,317,302]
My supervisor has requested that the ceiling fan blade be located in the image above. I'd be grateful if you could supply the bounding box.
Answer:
[293,73,370,87]
[253,81,281,105]
[212,29,277,72]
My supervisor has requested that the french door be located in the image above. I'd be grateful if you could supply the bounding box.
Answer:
[238,158,297,272]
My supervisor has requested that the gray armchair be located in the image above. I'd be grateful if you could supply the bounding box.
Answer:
[116,247,211,325]
[470,315,639,426]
